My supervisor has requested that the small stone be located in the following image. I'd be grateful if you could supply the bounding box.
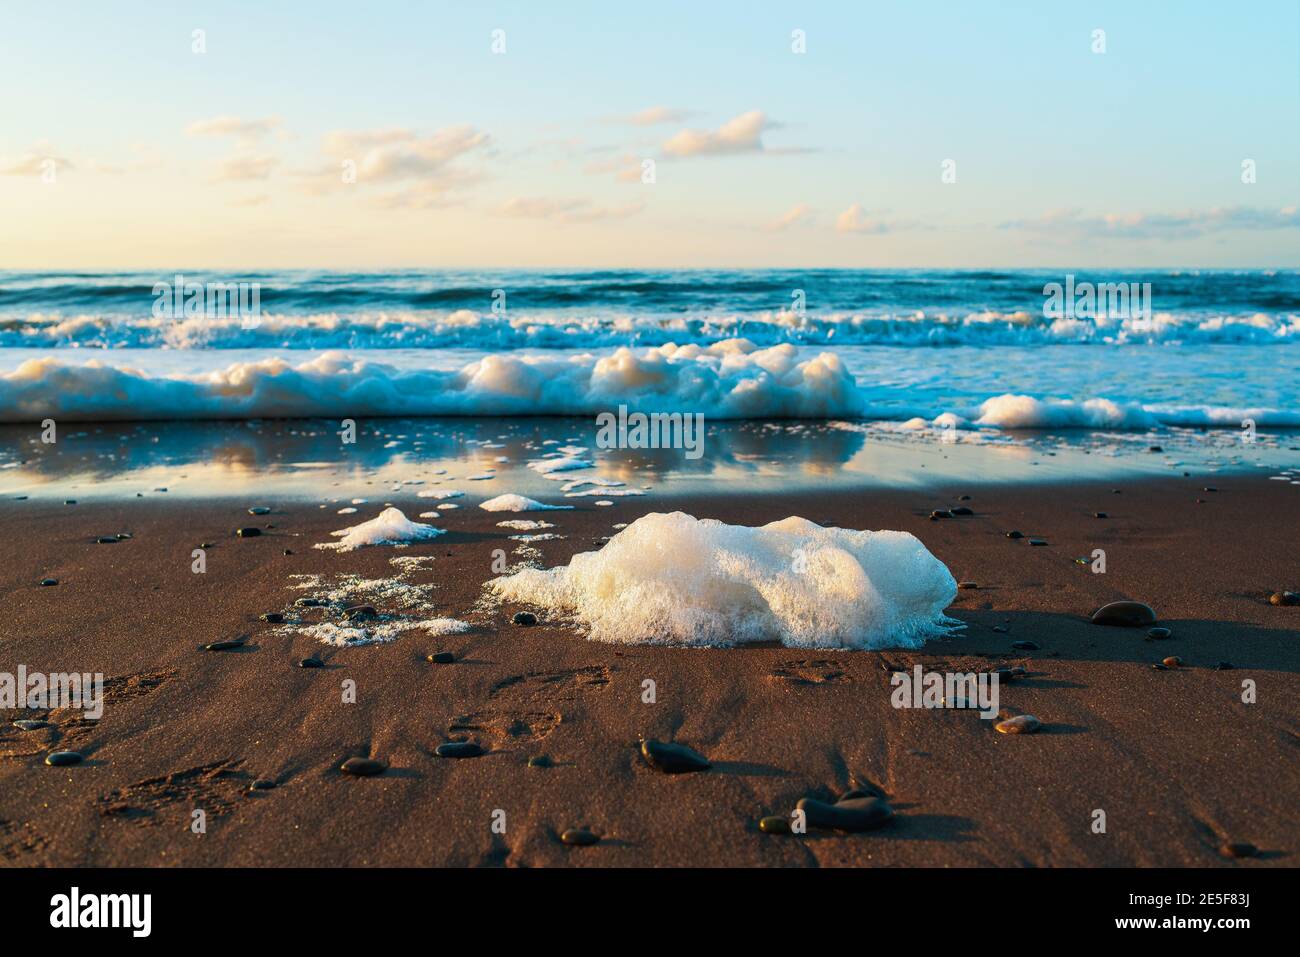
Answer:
[1147,627,1171,639]
[342,604,378,621]
[1148,445,1163,453]
[991,625,1008,634]
[1151,663,1168,671]
[39,578,58,587]
[957,581,978,590]
[65,500,76,505]
[995,714,1041,734]
[45,751,83,767]
[1011,640,1039,651]
[527,755,552,768]
[1162,656,1182,668]
[13,719,49,731]
[203,637,246,651]
[115,532,133,540]
[1094,512,1108,519]
[930,509,951,520]
[950,506,974,516]
[560,828,599,846]
[1202,486,1217,492]
[1269,591,1299,606]
[282,549,293,556]
[1215,661,1234,670]
[427,651,455,664]
[796,796,893,831]
[512,611,538,626]
[235,527,261,537]
[299,657,324,668]
[1091,600,1157,627]
[260,612,284,623]
[339,757,386,777]
[1029,539,1048,546]
[250,779,276,791]
[1005,530,1024,539]
[1220,841,1257,859]
[296,597,326,607]
[436,741,484,758]
[958,495,972,501]
[640,738,710,774]
[759,815,792,834]
[248,506,271,515]
[95,536,118,544]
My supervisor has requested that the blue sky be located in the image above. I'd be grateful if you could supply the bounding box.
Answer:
[2,0,1297,268]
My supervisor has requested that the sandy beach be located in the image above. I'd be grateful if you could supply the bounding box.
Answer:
[3,472,1296,868]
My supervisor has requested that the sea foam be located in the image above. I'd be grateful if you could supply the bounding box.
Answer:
[489,512,959,649]
[317,506,444,551]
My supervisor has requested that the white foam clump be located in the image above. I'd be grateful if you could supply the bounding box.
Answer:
[529,457,593,477]
[497,519,555,530]
[490,511,959,649]
[317,506,444,552]
[417,489,464,499]
[479,494,574,512]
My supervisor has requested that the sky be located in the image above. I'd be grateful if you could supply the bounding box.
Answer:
[2,0,1298,269]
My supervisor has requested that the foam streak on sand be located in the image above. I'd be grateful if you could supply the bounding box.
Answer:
[479,494,573,512]
[490,512,959,649]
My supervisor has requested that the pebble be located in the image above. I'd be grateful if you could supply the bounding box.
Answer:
[1011,640,1039,651]
[991,625,1008,634]
[260,613,284,623]
[796,796,894,831]
[203,637,246,651]
[512,611,538,626]
[1090,600,1157,627]
[640,738,710,774]
[1269,591,1299,606]
[1215,661,1234,670]
[1094,512,1108,519]
[95,536,118,544]
[340,757,386,777]
[527,755,552,768]
[560,828,600,846]
[235,527,261,538]
[1148,445,1163,453]
[995,714,1041,734]
[1005,530,1024,539]
[950,506,974,516]
[13,719,49,731]
[1202,486,1217,492]
[39,578,57,587]
[282,549,293,556]
[1162,656,1182,668]
[296,597,326,607]
[957,581,978,590]
[929,509,951,520]
[1028,539,1047,546]
[1147,627,1171,639]
[45,751,83,767]
[299,657,324,668]
[249,779,276,791]
[958,494,972,501]
[343,604,378,621]
[1219,841,1257,859]
[436,741,484,758]
[427,651,455,664]
[759,815,792,835]
[248,506,271,515]
[1151,663,1168,671]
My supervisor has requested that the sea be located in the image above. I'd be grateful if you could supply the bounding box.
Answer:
[2,268,1298,497]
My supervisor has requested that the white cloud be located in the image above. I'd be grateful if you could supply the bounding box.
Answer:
[662,110,775,157]
[212,154,279,182]
[768,203,811,230]
[616,106,694,126]
[322,125,489,181]
[836,204,910,234]
[500,197,645,224]
[186,115,283,144]
[584,153,644,183]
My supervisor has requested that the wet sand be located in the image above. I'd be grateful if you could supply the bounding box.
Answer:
[2,474,1297,867]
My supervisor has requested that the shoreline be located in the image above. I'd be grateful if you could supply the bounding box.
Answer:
[2,474,1297,866]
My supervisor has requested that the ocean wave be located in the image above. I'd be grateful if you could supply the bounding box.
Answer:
[2,341,1297,428]
[3,308,1300,350]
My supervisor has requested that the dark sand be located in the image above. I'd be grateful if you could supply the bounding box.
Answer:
[2,475,1297,867]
